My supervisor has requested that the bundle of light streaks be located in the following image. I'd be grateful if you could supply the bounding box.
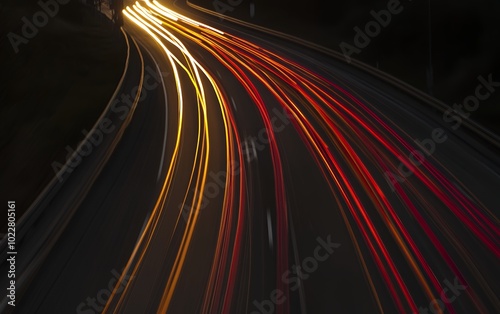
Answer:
[111,2,500,313]
[103,4,247,314]
[116,2,290,314]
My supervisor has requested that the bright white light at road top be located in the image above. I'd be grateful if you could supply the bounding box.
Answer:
[150,0,224,35]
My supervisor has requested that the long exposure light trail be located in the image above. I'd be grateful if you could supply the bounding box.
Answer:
[106,2,500,313]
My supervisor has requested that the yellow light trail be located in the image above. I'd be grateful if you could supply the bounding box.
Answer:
[102,2,499,313]
[104,3,237,313]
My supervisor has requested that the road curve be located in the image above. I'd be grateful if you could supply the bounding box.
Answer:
[5,1,499,314]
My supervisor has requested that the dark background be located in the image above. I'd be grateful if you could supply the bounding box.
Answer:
[193,0,500,133]
[0,0,499,228]
[0,0,125,229]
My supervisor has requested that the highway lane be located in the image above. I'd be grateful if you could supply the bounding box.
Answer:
[3,1,499,313]
[0,30,171,312]
[111,2,499,313]
[104,19,233,313]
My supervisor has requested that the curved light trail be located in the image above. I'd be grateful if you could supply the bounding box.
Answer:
[97,1,500,313]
